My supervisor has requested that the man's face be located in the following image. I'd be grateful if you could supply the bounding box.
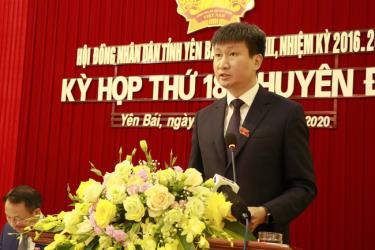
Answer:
[5,200,39,233]
[213,41,262,96]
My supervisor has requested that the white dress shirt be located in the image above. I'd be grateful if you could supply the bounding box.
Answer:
[224,83,259,135]
[18,234,36,250]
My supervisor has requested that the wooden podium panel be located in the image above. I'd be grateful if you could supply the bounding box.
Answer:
[29,232,299,250]
[28,231,55,245]
[209,238,296,250]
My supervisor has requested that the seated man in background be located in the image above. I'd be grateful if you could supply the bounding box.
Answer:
[0,185,43,250]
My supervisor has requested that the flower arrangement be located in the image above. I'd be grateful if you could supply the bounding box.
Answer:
[29,140,253,250]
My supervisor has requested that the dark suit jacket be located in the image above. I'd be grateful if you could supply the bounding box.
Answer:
[0,223,18,250]
[189,86,317,243]
[0,223,45,250]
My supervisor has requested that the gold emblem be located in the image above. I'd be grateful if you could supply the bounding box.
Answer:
[176,0,255,34]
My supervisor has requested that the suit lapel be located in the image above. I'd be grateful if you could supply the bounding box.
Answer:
[212,98,227,175]
[226,86,271,168]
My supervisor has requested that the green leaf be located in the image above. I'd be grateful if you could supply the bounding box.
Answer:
[86,236,99,250]
[178,235,197,250]
[223,221,256,241]
[130,223,141,234]
[53,224,65,232]
[56,242,73,250]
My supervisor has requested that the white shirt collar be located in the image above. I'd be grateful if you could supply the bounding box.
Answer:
[226,83,259,107]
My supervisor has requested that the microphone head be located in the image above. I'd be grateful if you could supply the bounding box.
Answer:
[225,133,237,150]
[231,202,251,224]
[218,185,251,224]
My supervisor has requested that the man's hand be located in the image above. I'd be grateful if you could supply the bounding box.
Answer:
[248,206,267,232]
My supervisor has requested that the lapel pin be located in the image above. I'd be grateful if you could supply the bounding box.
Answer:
[239,127,250,138]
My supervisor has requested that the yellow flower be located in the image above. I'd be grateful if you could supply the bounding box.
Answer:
[38,221,59,231]
[76,179,103,203]
[163,239,180,250]
[75,203,90,215]
[54,233,67,242]
[57,211,65,220]
[145,184,175,217]
[123,195,145,222]
[73,243,85,250]
[141,219,157,237]
[156,168,175,186]
[98,235,112,249]
[198,236,210,249]
[94,199,117,228]
[44,233,68,250]
[184,168,203,186]
[203,178,214,188]
[182,217,206,243]
[139,140,148,152]
[204,193,232,229]
[32,215,61,232]
[63,210,82,234]
[185,196,204,218]
[140,238,157,250]
[125,242,136,250]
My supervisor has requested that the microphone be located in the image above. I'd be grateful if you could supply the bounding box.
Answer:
[225,132,237,151]
[217,185,251,224]
[225,133,237,183]
[212,174,239,193]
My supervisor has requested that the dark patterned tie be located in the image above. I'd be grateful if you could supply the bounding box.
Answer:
[18,234,28,250]
[225,99,244,160]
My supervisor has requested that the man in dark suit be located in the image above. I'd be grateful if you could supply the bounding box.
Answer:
[0,185,44,250]
[189,22,317,243]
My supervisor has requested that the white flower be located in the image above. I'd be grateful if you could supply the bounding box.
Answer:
[103,172,125,187]
[184,168,203,187]
[145,184,175,217]
[76,179,103,203]
[106,184,127,204]
[76,218,93,234]
[123,195,146,222]
[114,160,133,179]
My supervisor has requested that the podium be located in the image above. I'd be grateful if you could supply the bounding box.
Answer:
[208,238,298,250]
[28,232,300,250]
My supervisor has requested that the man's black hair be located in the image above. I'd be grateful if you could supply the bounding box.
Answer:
[3,185,42,212]
[211,22,266,57]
